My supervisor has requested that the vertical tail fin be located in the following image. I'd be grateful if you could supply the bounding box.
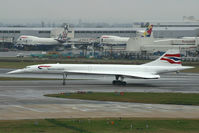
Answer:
[142,24,153,37]
[57,24,69,43]
[143,49,182,66]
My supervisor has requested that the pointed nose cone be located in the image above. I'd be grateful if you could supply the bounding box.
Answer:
[7,69,24,74]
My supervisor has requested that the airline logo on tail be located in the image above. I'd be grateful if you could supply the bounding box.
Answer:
[56,24,69,43]
[58,31,67,41]
[160,54,181,64]
[142,25,153,37]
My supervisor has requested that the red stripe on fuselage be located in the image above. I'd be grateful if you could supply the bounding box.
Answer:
[38,66,51,68]
[21,36,27,39]
[102,36,110,38]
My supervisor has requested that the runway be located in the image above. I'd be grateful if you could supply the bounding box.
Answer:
[0,69,199,120]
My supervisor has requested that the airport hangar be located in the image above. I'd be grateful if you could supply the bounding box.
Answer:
[0,22,199,50]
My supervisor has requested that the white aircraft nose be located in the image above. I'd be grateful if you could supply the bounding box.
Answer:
[7,69,24,74]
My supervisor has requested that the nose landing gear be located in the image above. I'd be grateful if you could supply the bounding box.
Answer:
[112,75,127,86]
[63,73,67,85]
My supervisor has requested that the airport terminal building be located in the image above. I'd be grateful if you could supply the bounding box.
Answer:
[0,22,199,50]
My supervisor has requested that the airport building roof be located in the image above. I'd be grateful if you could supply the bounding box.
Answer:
[0,27,54,31]
[0,24,198,42]
[74,27,199,32]
[0,26,198,31]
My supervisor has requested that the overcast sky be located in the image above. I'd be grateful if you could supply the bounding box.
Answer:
[0,0,198,24]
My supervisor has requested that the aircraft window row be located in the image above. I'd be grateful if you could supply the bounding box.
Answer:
[0,31,20,33]
[75,31,136,33]
[38,31,51,34]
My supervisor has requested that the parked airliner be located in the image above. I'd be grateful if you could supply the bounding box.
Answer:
[99,25,153,45]
[8,49,193,85]
[15,25,69,47]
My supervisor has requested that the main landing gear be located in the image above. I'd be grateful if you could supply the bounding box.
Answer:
[112,75,127,86]
[63,73,67,85]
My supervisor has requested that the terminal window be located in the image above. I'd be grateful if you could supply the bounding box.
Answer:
[39,31,51,34]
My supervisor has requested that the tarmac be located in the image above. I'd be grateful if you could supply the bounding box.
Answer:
[0,69,199,120]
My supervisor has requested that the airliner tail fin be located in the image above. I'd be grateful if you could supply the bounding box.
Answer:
[144,49,182,66]
[142,24,153,37]
[56,24,69,43]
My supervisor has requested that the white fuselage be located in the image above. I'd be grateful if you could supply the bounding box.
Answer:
[100,35,130,45]
[10,64,188,78]
[16,36,61,46]
[8,49,193,84]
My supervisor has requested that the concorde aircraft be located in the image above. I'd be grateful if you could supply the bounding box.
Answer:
[8,49,193,85]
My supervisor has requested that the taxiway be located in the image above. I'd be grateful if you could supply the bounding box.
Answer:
[0,69,199,120]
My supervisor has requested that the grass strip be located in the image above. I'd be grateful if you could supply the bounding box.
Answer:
[0,118,199,133]
[46,92,199,105]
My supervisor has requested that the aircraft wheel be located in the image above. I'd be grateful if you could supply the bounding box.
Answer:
[121,81,127,86]
[112,80,126,86]
[112,80,117,85]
